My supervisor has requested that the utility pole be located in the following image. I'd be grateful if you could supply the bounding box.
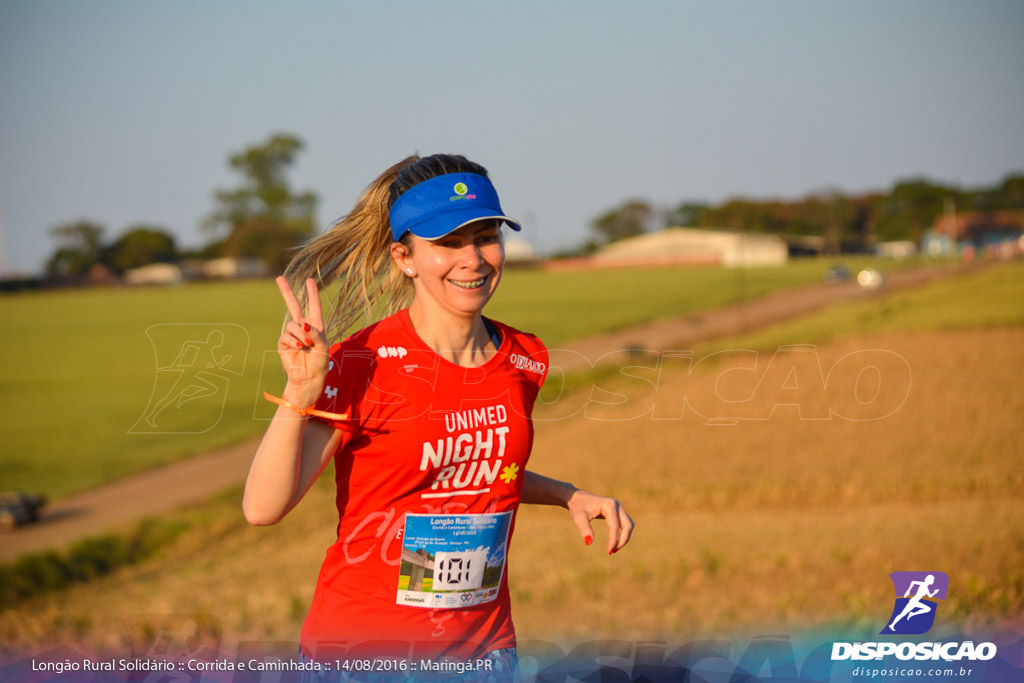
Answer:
[944,196,958,273]
[0,188,7,276]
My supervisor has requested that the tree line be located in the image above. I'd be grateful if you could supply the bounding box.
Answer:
[45,133,316,281]
[585,174,1024,256]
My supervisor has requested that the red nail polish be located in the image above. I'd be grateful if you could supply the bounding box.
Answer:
[305,338,313,346]
[303,322,310,332]
[296,342,303,349]
[608,548,615,555]
[584,535,593,546]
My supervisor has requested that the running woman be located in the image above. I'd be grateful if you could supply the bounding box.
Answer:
[243,154,634,675]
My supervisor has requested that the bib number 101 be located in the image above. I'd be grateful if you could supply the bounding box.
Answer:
[432,550,486,591]
[436,556,473,589]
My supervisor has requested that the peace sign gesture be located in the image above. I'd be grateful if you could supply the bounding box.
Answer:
[275,276,330,408]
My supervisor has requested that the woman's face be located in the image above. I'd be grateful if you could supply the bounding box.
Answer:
[396,219,505,319]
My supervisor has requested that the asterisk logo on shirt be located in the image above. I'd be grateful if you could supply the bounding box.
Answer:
[500,463,520,484]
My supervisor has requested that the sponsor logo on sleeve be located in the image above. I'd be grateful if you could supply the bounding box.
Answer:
[510,353,545,375]
[377,345,408,359]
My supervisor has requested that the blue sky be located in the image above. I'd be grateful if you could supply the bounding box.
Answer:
[1,1,1022,274]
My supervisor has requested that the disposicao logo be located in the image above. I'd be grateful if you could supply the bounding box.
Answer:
[882,571,948,635]
[453,182,469,196]
[831,571,997,663]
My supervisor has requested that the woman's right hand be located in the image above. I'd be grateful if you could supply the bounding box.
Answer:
[275,276,329,407]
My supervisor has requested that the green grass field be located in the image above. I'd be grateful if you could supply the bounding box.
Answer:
[0,282,286,499]
[0,256,953,499]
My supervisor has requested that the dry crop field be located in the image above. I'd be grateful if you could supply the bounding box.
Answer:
[3,321,1021,657]
[516,326,1023,641]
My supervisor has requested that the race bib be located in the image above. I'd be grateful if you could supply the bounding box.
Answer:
[396,512,512,609]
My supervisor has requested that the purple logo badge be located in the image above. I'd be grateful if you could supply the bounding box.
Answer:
[881,571,949,635]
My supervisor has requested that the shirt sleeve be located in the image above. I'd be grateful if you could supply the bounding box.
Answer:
[532,337,550,399]
[311,342,375,432]
[515,331,550,402]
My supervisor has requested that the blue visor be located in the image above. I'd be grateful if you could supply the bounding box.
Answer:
[389,172,522,241]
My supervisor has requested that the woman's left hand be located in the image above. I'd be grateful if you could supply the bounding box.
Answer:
[566,488,635,555]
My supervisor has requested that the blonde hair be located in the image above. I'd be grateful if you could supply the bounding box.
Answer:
[283,153,490,341]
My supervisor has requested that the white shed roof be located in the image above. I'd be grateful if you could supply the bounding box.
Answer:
[594,227,787,267]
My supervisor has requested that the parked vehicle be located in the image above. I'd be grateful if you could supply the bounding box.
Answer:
[823,265,851,284]
[0,491,47,530]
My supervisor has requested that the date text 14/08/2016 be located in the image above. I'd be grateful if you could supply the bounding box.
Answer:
[336,658,495,674]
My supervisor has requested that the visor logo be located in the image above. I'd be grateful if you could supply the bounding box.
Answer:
[453,182,469,196]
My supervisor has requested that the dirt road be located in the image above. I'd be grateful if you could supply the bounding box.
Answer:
[555,262,968,372]
[0,262,970,562]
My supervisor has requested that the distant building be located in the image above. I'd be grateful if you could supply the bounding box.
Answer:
[922,210,1024,257]
[124,263,183,286]
[503,238,541,266]
[591,227,788,268]
[779,234,826,257]
[202,257,269,279]
[875,241,918,259]
[178,259,208,280]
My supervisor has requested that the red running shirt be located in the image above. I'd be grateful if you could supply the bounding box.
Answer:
[300,309,549,662]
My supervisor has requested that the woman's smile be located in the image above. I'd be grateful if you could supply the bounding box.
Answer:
[448,275,488,289]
